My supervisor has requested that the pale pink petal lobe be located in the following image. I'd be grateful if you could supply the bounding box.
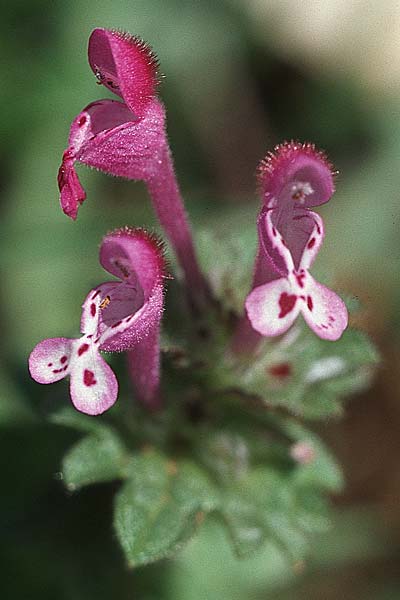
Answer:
[29,338,73,384]
[69,343,118,415]
[246,278,300,337]
[301,277,348,341]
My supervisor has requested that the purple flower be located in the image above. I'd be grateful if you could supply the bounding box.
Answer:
[58,28,204,294]
[29,228,166,415]
[239,141,347,345]
[246,208,348,340]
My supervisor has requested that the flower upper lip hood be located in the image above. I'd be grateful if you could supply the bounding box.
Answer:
[29,228,167,415]
[98,227,166,353]
[88,28,159,118]
[257,141,335,209]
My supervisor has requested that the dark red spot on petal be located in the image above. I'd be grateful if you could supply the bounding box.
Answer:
[321,324,328,329]
[91,290,101,300]
[307,296,313,311]
[329,315,335,322]
[269,362,292,378]
[111,320,123,328]
[316,224,321,234]
[47,363,53,367]
[272,227,277,237]
[60,355,68,364]
[78,115,86,127]
[78,343,89,356]
[295,272,306,288]
[83,369,97,387]
[90,303,96,317]
[307,237,316,249]
[278,293,297,318]
[280,237,288,247]
[52,368,63,374]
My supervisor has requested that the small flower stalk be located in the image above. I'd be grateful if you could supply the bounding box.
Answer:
[29,228,166,414]
[238,141,348,348]
[58,28,205,296]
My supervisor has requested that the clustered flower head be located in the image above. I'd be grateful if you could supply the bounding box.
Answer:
[30,30,349,415]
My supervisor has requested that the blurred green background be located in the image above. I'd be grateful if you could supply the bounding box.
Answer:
[1,1,400,598]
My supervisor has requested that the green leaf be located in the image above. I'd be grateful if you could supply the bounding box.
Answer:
[281,419,344,493]
[294,489,331,534]
[114,451,219,567]
[196,223,256,314]
[62,428,129,491]
[221,495,266,557]
[50,406,109,434]
[235,326,378,419]
[220,467,328,561]
[190,413,340,559]
[195,430,251,484]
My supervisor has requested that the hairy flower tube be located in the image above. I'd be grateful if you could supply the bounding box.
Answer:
[58,28,204,295]
[29,228,166,414]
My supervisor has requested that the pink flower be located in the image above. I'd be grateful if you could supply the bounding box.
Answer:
[58,28,204,295]
[29,228,166,415]
[246,209,348,340]
[234,141,347,349]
